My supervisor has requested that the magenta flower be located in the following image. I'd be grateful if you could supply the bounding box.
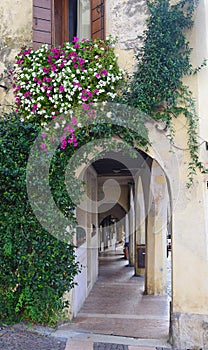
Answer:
[94,89,99,94]
[64,125,74,133]
[71,116,77,125]
[78,58,85,66]
[60,135,66,141]
[72,37,79,43]
[59,85,65,93]
[95,73,101,79]
[24,91,31,98]
[61,140,67,149]
[37,80,42,85]
[42,67,50,73]
[73,81,81,88]
[41,134,47,138]
[100,69,108,76]
[73,64,78,69]
[51,64,57,72]
[40,143,47,150]
[82,103,89,111]
[81,95,88,101]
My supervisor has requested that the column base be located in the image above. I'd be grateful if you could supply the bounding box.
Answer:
[171,312,208,349]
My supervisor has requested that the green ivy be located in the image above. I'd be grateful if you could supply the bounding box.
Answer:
[0,114,79,325]
[124,0,206,186]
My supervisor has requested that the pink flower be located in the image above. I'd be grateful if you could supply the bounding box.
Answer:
[60,135,66,141]
[74,44,80,49]
[59,85,65,93]
[73,37,79,43]
[73,64,78,69]
[95,73,100,79]
[87,90,93,98]
[61,140,67,149]
[94,89,99,94]
[41,134,47,138]
[82,103,89,111]
[37,80,42,85]
[100,69,108,76]
[51,64,57,72]
[78,58,85,66]
[40,143,47,150]
[64,125,74,133]
[42,67,50,73]
[73,81,81,88]
[71,116,77,125]
[81,95,88,101]
[24,91,31,98]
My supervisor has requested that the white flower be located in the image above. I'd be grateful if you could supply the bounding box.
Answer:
[54,122,60,129]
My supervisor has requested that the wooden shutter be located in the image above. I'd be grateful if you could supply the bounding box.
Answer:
[33,0,52,49]
[91,0,105,40]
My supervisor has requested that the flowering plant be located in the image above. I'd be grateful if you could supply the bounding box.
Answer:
[10,37,123,130]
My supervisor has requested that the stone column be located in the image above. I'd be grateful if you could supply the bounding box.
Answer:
[129,183,135,266]
[145,160,168,296]
[135,176,146,276]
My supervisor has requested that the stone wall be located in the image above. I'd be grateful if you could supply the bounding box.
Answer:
[106,0,147,72]
[0,0,32,110]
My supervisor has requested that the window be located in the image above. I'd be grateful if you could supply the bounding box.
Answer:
[33,0,105,49]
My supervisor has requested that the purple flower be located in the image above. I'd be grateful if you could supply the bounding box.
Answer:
[94,89,99,94]
[95,73,100,79]
[74,44,80,49]
[73,64,78,69]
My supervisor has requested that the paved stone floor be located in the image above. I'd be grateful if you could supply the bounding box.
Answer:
[54,247,172,350]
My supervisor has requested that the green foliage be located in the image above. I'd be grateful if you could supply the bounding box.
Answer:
[0,114,79,325]
[124,0,206,185]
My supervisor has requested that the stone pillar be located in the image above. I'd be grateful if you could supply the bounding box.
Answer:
[145,160,168,296]
[129,183,135,266]
[135,176,146,276]
[125,213,129,245]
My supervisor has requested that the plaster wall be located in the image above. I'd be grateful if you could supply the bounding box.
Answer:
[0,0,32,109]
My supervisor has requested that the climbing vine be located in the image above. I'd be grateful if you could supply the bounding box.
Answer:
[124,0,206,186]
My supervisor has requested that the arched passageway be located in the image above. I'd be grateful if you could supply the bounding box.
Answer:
[71,147,172,341]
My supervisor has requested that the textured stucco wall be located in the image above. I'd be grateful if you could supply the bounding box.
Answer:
[0,0,32,110]
[106,0,147,72]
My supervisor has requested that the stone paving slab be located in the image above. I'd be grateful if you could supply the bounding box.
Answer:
[65,340,156,350]
[93,343,128,350]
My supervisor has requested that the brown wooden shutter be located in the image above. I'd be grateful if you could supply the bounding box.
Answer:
[91,0,105,40]
[33,0,52,49]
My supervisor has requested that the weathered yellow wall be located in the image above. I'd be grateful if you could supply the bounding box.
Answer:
[0,0,32,109]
